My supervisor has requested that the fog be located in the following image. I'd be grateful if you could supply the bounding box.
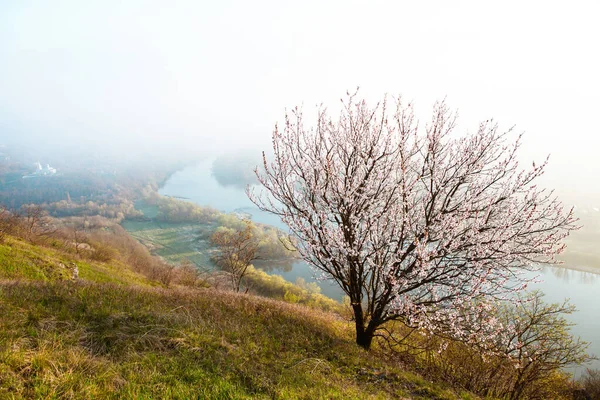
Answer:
[1,0,599,203]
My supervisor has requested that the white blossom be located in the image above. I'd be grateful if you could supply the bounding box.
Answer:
[248,92,578,349]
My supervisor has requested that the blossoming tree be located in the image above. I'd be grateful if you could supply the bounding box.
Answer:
[248,92,577,349]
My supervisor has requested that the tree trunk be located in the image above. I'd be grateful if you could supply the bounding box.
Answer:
[352,304,375,349]
[356,326,374,349]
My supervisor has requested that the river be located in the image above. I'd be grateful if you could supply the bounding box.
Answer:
[160,159,599,373]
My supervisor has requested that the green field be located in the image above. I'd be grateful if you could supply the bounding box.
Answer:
[121,218,217,269]
[120,200,220,268]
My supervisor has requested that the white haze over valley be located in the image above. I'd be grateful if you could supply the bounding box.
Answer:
[1,0,599,207]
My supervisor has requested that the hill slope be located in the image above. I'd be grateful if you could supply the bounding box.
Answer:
[0,236,477,399]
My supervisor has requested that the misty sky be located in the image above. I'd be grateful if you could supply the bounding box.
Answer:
[1,1,599,203]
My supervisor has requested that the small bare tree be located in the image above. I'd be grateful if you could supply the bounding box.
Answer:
[579,368,600,400]
[0,206,20,242]
[21,204,55,243]
[174,259,204,287]
[425,292,592,399]
[70,217,87,256]
[496,292,592,400]
[211,221,258,292]
[250,91,578,349]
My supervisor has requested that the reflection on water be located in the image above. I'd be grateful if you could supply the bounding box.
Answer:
[161,159,600,374]
[529,266,600,375]
[253,259,294,273]
[544,265,599,285]
[211,153,260,190]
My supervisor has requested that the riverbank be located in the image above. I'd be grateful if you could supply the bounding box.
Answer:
[121,198,341,311]
[553,263,600,276]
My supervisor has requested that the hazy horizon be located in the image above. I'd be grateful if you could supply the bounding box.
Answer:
[1,0,599,205]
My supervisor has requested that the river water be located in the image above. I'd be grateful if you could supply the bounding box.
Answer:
[160,159,599,372]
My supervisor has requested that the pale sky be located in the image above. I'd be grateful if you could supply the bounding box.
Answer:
[1,0,599,203]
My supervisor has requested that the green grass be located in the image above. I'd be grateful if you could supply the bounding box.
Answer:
[0,234,479,399]
[0,237,155,287]
[0,281,476,399]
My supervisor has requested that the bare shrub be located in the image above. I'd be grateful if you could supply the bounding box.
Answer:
[579,368,600,400]
[211,221,258,292]
[153,262,175,287]
[172,259,208,288]
[399,292,592,399]
[20,204,56,244]
[0,207,20,242]
[89,242,116,262]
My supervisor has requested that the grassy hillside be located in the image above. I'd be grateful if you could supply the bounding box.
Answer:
[0,236,478,399]
[0,236,155,287]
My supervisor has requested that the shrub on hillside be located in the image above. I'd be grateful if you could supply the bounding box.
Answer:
[579,368,600,399]
[389,292,591,400]
[89,242,115,262]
